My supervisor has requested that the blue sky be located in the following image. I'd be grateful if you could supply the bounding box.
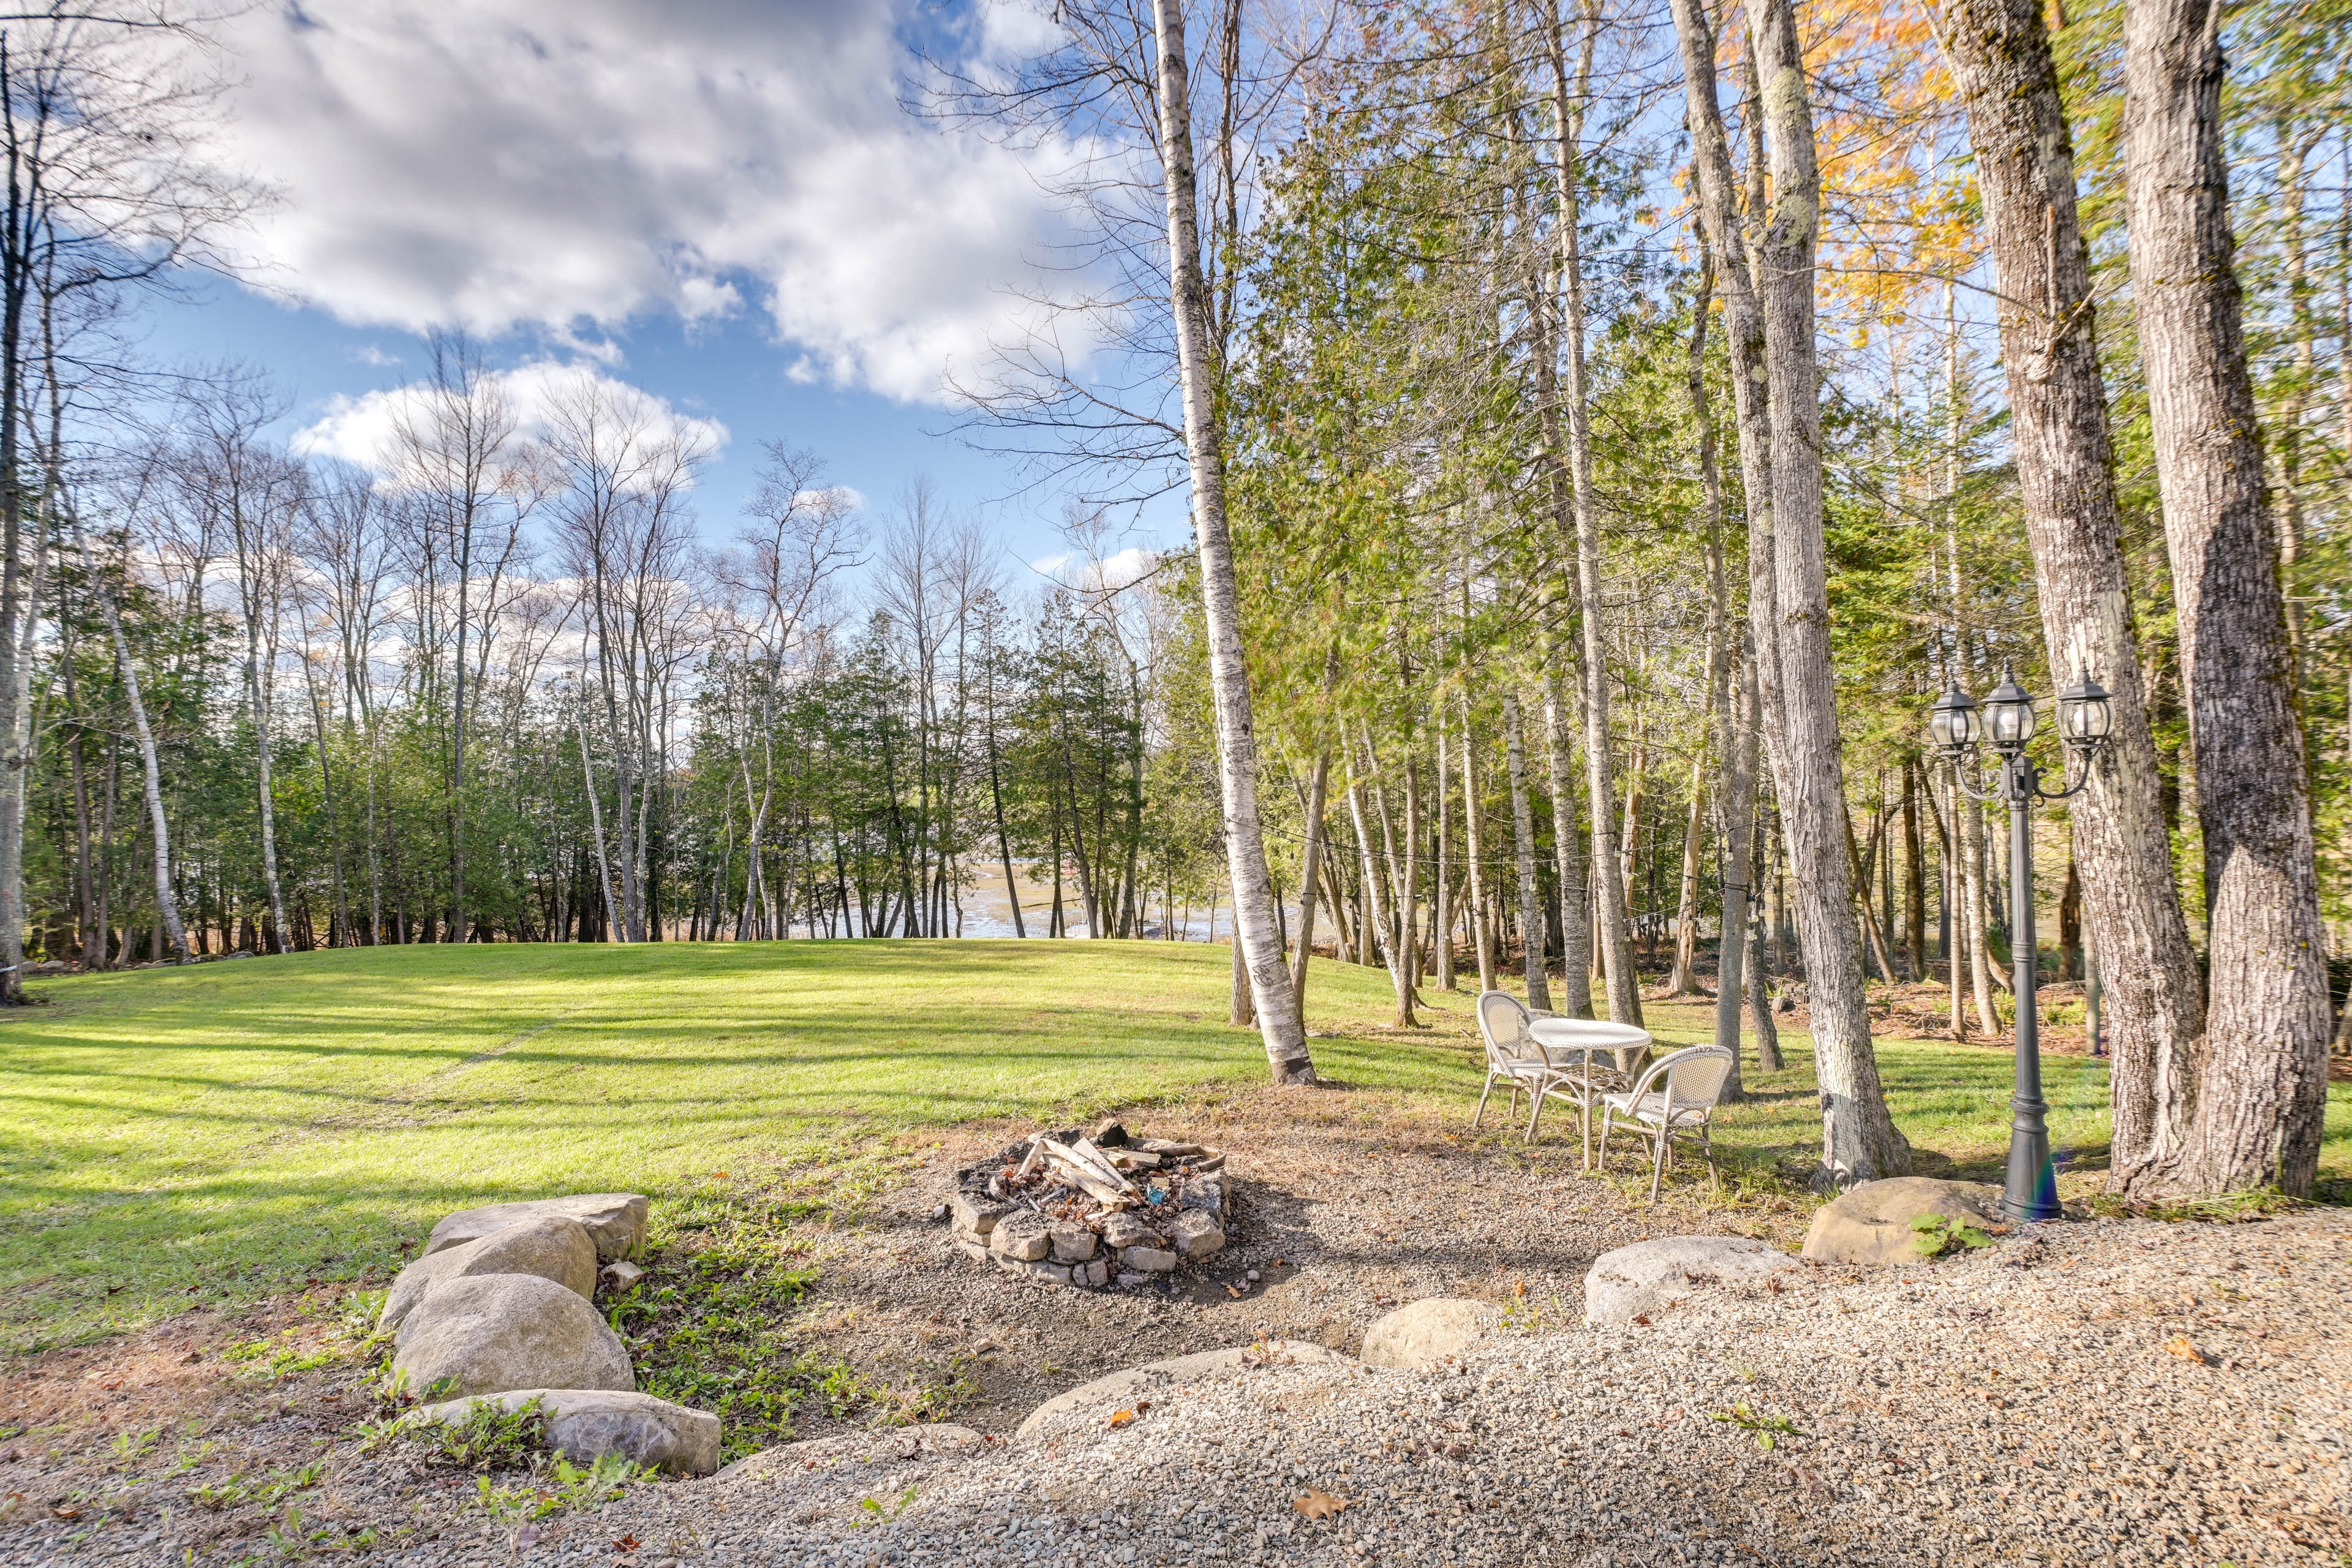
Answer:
[139,270,1090,565]
[132,0,1188,576]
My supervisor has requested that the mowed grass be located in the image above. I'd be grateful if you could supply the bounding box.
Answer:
[2,941,2345,1352]
[0,941,1452,1351]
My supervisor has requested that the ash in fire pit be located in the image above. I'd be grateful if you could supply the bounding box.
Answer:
[948,1120,1229,1289]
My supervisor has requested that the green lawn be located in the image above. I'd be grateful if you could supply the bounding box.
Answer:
[2,941,2344,1353]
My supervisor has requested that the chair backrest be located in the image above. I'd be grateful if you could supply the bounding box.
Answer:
[1631,1043,1735,1114]
[1476,990,1539,1065]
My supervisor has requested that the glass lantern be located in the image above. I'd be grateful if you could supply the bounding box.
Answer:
[1928,683,1980,755]
[2056,672,2113,749]
[1983,669,2037,750]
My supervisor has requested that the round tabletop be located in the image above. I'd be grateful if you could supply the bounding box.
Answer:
[1527,1018,1651,1051]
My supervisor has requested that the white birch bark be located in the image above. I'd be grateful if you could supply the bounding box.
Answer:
[1150,0,1310,1082]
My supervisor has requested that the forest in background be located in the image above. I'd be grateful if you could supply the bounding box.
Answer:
[0,0,2345,1199]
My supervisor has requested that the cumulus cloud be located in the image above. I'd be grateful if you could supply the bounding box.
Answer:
[292,361,729,478]
[209,0,1086,404]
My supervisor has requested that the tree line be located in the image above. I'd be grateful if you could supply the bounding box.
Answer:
[943,0,2350,1202]
[0,1,2345,1207]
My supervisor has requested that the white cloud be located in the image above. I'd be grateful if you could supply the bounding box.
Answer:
[1028,545,1159,593]
[207,1,1089,404]
[292,361,729,477]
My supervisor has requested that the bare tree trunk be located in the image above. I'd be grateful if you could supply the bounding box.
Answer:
[1152,0,1309,1082]
[242,575,288,955]
[76,527,187,960]
[2122,0,2331,1192]
[1667,0,1767,1063]
[1744,0,1908,1184]
[1547,0,1638,1025]
[1542,670,1591,1017]
[1460,696,1496,992]
[1397,742,1423,1014]
[574,696,622,942]
[1432,716,1455,992]
[1504,689,1550,1009]
[1901,759,1926,981]
[1964,794,1999,1032]
[1291,744,1330,1010]
[1231,933,1254,1025]
[1931,0,2209,1190]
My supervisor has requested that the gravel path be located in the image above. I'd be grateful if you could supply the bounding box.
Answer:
[530,1207,2352,1568]
[4,1112,2344,1566]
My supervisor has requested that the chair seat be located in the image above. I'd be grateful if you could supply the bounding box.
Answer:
[1600,1090,1711,1128]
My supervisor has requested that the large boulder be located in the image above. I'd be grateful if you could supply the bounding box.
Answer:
[409,1389,720,1476]
[426,1194,649,1264]
[1015,1341,1352,1438]
[1801,1178,2005,1266]
[1583,1236,1800,1325]
[391,1274,633,1400]
[380,1216,598,1333]
[1360,1298,1498,1370]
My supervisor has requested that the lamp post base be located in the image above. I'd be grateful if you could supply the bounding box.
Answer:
[1998,1098,2064,1222]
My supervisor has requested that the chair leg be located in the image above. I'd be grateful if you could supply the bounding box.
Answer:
[1526,1082,1546,1141]
[1596,1108,1614,1172]
[1473,1074,1495,1129]
[1648,1126,1667,1205]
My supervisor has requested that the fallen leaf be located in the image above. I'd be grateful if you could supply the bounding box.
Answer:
[2165,1336,2209,1365]
[611,1536,640,1551]
[1107,1409,1136,1428]
[1294,1488,1348,1520]
[50,1507,81,1521]
[1632,1314,1653,1326]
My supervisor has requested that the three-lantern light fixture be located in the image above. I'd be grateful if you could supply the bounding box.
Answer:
[1930,666,2111,761]
[1923,660,2114,1224]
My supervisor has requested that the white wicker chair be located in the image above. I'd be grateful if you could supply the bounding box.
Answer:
[1471,990,1558,1136]
[1596,1043,1736,1203]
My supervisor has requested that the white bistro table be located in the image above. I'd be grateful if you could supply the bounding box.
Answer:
[1525,1018,1654,1166]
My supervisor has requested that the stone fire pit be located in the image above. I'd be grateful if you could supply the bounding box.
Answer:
[948,1121,1228,1289]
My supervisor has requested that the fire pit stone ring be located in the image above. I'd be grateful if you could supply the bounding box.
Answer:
[946,1120,1232,1289]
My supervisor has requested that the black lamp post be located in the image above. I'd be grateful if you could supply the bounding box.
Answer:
[1929,666,2112,1222]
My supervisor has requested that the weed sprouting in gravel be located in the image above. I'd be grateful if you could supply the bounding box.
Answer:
[1910,1213,1993,1259]
[475,1451,652,1525]
[189,1459,325,1511]
[1710,1401,1804,1451]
